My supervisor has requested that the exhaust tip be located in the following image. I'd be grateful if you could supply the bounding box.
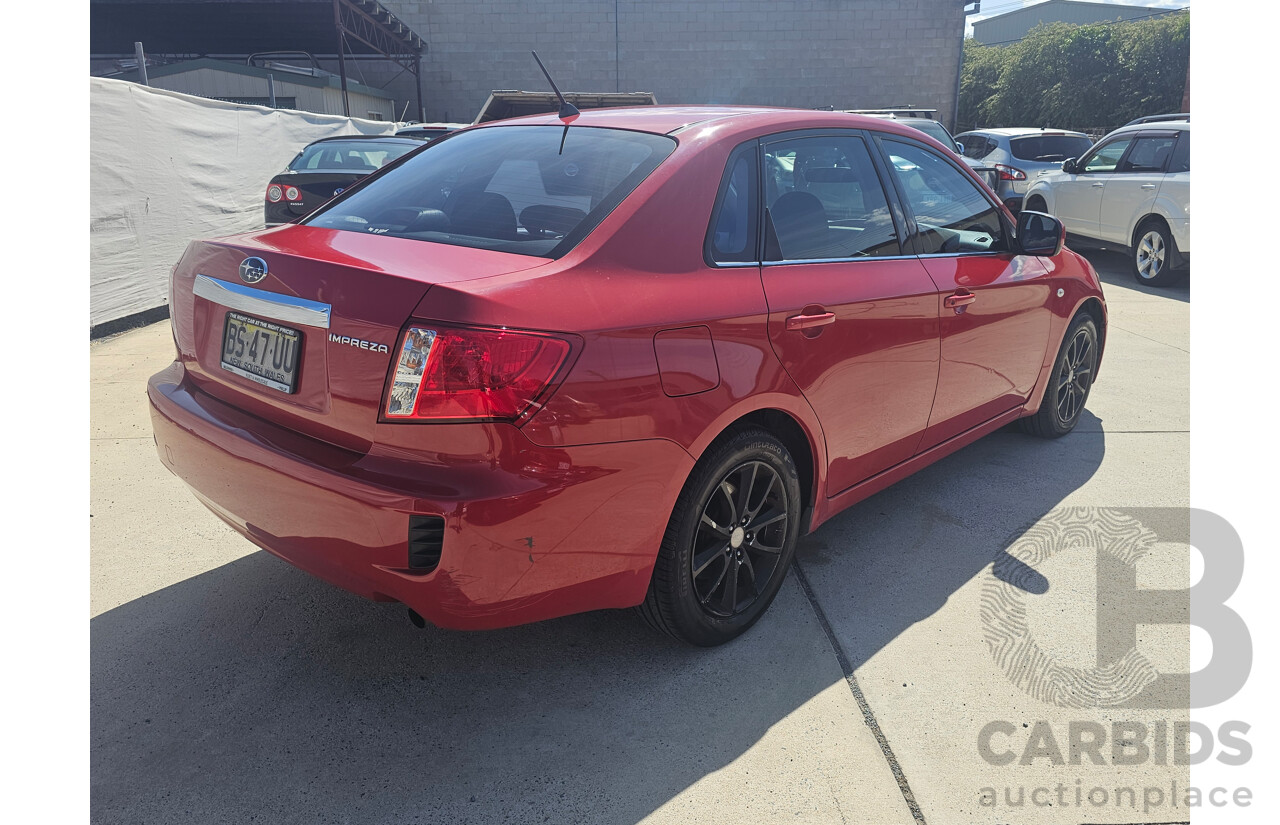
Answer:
[407,608,426,629]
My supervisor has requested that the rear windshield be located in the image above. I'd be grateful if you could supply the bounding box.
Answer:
[288,141,418,173]
[305,125,677,258]
[1010,135,1094,162]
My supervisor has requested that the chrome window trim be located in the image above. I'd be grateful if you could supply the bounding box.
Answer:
[760,250,1014,266]
[762,254,915,266]
[193,275,332,329]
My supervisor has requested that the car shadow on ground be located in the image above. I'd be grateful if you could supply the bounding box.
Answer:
[1075,247,1190,303]
[92,416,1106,825]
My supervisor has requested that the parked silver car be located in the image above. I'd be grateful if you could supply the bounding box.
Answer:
[860,115,999,191]
[1023,120,1190,286]
[956,128,1095,213]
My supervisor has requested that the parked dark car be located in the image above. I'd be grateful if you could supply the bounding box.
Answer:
[264,135,424,227]
[395,122,469,141]
[153,107,1105,646]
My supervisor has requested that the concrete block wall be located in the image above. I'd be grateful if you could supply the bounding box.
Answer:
[379,0,966,126]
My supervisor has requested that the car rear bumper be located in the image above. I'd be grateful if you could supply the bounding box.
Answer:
[147,362,695,630]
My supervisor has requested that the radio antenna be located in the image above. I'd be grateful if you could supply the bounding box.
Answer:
[532,51,580,120]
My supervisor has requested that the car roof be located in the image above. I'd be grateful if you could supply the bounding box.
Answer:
[473,105,941,142]
[305,135,424,146]
[957,127,1090,138]
[1104,120,1191,137]
[396,122,469,132]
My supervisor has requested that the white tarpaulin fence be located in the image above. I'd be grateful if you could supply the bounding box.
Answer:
[90,77,396,330]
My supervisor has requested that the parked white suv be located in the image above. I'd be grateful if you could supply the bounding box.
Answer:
[1023,119,1189,286]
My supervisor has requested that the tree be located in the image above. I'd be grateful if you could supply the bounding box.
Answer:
[958,11,1190,133]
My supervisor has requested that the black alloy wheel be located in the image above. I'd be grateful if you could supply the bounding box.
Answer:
[638,429,802,646]
[1021,312,1099,438]
[691,460,790,618]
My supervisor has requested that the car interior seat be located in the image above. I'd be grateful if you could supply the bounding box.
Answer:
[768,191,832,260]
[446,191,519,240]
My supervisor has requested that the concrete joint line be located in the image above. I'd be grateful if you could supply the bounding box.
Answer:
[792,560,928,825]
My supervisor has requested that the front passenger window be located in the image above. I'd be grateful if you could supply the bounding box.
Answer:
[1082,139,1133,173]
[883,139,1007,256]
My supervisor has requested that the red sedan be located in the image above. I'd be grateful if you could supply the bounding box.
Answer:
[149,107,1105,646]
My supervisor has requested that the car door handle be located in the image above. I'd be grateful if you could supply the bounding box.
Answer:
[785,311,836,331]
[944,291,977,309]
[1091,182,1105,188]
[1141,184,1157,189]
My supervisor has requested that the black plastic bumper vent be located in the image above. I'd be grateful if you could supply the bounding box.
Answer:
[408,515,445,571]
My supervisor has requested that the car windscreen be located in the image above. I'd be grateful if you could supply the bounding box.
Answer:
[904,120,954,147]
[304,125,677,258]
[288,141,418,173]
[1010,135,1094,162]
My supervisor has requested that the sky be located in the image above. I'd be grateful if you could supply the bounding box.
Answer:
[966,0,1191,37]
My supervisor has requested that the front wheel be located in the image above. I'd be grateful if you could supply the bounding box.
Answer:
[1021,312,1099,438]
[638,429,802,646]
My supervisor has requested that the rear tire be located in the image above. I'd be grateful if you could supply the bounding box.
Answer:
[1021,313,1099,438]
[638,429,802,646]
[1132,219,1181,286]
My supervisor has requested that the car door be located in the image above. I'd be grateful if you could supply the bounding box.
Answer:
[874,135,1055,449]
[1098,132,1178,245]
[1157,130,1190,249]
[1053,136,1134,239]
[754,131,942,495]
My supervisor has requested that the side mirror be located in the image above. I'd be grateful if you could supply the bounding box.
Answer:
[1061,158,1078,174]
[955,140,965,154]
[1017,210,1064,257]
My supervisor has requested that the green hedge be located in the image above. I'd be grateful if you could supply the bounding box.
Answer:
[958,11,1189,134]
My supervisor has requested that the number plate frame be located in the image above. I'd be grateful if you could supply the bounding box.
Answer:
[220,311,303,394]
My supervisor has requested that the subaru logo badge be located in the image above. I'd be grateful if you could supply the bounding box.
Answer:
[239,257,268,284]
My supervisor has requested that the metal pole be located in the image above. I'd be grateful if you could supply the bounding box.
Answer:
[134,41,149,85]
[333,0,350,117]
[953,2,980,132]
[267,73,277,108]
[415,54,424,121]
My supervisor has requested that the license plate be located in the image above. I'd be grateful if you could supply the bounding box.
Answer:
[220,311,302,394]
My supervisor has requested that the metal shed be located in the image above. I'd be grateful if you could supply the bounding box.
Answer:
[972,0,1183,45]
[111,57,397,119]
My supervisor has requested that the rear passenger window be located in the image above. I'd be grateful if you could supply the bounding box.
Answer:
[761,135,899,261]
[1121,136,1178,173]
[707,143,760,264]
[883,138,1007,255]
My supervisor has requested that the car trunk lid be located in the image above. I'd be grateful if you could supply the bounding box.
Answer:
[173,225,551,451]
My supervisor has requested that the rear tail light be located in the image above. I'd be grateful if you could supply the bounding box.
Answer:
[266,184,283,202]
[384,323,575,422]
[994,164,1027,181]
[284,185,301,201]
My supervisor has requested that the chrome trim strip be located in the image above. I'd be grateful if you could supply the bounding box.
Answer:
[193,275,331,329]
[762,254,916,266]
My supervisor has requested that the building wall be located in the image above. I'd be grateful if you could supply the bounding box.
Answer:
[972,0,1177,46]
[378,0,967,126]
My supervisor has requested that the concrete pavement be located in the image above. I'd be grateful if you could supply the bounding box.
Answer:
[91,249,1190,824]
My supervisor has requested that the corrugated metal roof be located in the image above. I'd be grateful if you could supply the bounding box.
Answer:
[973,0,1183,45]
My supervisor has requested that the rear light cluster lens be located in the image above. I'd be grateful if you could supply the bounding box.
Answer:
[266,184,301,202]
[384,324,574,422]
[994,164,1027,181]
